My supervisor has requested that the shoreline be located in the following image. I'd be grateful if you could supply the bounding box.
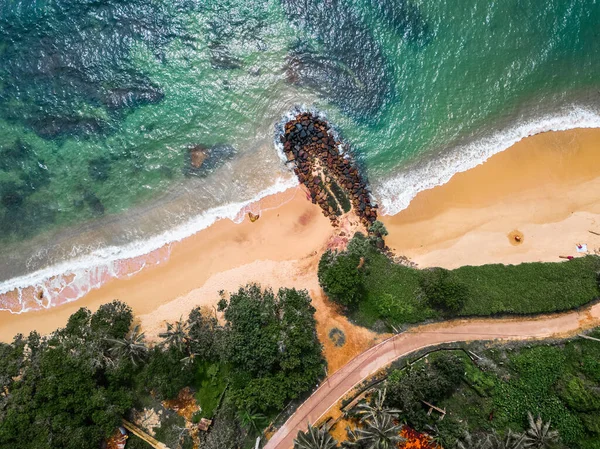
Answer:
[1,127,600,343]
[377,106,600,215]
[382,127,600,268]
[3,106,600,308]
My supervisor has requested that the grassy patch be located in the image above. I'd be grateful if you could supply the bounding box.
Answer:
[194,362,230,419]
[329,180,352,213]
[454,257,600,316]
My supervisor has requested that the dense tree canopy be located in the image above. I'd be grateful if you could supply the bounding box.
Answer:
[0,286,325,448]
[318,249,365,307]
[0,301,137,449]
[222,285,326,412]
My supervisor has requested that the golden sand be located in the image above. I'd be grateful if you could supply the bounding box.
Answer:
[382,128,600,268]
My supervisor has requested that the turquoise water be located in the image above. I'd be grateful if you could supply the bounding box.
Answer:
[1,0,600,294]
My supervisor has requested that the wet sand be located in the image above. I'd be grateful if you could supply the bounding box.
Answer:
[1,128,600,343]
[0,188,334,340]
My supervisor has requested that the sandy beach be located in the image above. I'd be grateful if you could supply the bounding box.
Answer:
[382,127,600,268]
[1,127,600,350]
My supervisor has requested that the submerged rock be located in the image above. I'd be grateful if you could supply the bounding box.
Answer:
[184,144,237,177]
[189,145,209,169]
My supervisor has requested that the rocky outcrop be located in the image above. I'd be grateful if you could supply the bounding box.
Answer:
[281,112,377,227]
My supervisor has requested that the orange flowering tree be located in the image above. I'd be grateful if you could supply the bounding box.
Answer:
[398,426,440,449]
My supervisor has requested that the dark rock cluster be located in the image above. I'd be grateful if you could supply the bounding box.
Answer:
[280,112,377,227]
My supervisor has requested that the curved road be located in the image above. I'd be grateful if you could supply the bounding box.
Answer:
[265,302,600,449]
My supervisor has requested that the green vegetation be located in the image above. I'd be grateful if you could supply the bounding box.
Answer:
[153,413,194,449]
[0,285,325,449]
[346,414,405,448]
[298,388,405,449]
[318,249,365,307]
[194,362,229,419]
[318,232,600,329]
[419,268,467,314]
[329,180,352,213]
[0,301,138,449]
[325,187,342,216]
[386,353,466,429]
[223,285,326,412]
[294,424,339,449]
[378,330,600,449]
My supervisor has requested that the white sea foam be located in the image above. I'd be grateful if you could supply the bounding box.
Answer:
[376,106,600,216]
[3,106,600,314]
[0,176,298,313]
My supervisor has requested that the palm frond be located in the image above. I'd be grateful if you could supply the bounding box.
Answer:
[294,424,338,449]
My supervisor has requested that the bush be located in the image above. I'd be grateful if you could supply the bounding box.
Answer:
[419,268,467,313]
[556,374,600,412]
[368,220,388,237]
[386,353,465,427]
[581,414,600,434]
[329,180,351,213]
[318,250,364,307]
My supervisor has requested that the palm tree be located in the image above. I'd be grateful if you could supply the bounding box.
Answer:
[294,424,338,449]
[179,352,200,369]
[347,414,404,449]
[159,318,189,352]
[490,430,526,449]
[238,408,268,435]
[354,389,401,422]
[523,413,559,449]
[424,424,444,447]
[106,324,147,366]
[457,432,494,449]
[458,430,526,449]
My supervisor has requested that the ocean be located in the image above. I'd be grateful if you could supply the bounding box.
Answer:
[1,0,599,312]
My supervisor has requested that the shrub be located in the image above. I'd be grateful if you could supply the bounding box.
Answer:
[368,220,388,237]
[368,220,388,248]
[419,268,467,313]
[556,374,600,412]
[581,414,600,434]
[386,353,465,427]
[329,180,351,213]
[318,250,364,307]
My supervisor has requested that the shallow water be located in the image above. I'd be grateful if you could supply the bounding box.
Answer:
[1,0,599,309]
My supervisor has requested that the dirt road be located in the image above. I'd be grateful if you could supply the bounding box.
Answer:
[264,302,600,449]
